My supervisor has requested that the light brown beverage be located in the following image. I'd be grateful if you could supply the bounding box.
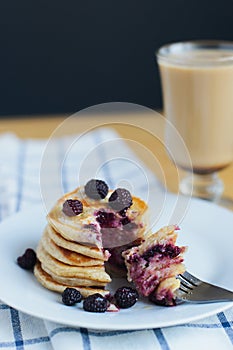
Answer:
[158,47,233,174]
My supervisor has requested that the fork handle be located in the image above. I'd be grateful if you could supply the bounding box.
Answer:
[201,284,233,302]
[186,283,233,303]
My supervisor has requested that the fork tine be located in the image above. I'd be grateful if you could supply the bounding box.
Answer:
[179,280,194,292]
[182,271,201,285]
[177,273,197,289]
[177,275,195,295]
[175,270,233,303]
[178,284,192,294]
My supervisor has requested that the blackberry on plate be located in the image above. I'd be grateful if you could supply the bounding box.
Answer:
[83,293,108,313]
[62,288,83,306]
[84,179,109,200]
[17,248,37,270]
[62,199,83,216]
[108,188,132,211]
[114,286,139,309]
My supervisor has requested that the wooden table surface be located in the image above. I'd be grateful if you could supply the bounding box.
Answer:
[1,111,232,209]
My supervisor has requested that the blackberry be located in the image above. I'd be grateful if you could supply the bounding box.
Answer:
[83,293,108,313]
[84,179,109,200]
[17,248,37,270]
[62,199,83,216]
[114,286,139,308]
[108,188,133,211]
[62,288,83,306]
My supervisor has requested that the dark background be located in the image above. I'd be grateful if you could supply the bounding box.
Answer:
[0,0,233,117]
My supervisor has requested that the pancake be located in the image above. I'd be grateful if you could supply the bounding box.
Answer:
[41,228,104,267]
[42,264,107,287]
[34,262,109,298]
[36,243,111,283]
[47,224,109,261]
[47,187,148,248]
[122,225,186,305]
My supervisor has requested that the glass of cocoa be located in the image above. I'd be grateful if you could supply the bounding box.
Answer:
[157,41,233,201]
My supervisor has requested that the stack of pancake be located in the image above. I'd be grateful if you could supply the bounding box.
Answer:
[34,225,111,297]
[34,185,148,297]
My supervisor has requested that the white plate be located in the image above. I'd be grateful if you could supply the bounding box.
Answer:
[0,194,233,330]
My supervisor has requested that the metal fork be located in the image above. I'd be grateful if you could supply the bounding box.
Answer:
[175,271,233,303]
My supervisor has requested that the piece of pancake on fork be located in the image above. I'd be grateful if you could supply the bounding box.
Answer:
[122,225,187,306]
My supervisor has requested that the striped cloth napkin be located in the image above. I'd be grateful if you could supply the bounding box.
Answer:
[0,130,233,350]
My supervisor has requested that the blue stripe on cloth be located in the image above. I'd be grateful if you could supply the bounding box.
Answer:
[181,321,233,329]
[0,337,50,348]
[217,312,233,345]
[80,328,91,350]
[87,330,137,337]
[10,308,24,350]
[9,317,233,346]
[0,304,11,310]
[153,329,170,350]
[16,142,26,212]
[48,327,149,338]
